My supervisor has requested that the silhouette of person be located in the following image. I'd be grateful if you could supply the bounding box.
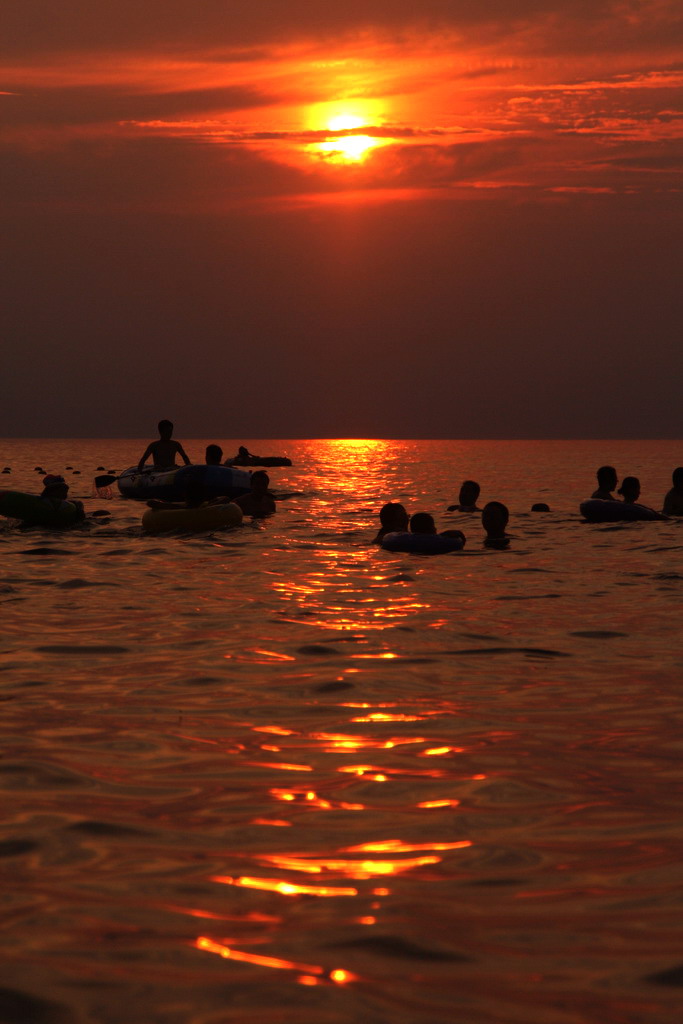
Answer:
[410,512,437,534]
[230,471,276,518]
[617,476,640,503]
[229,445,258,465]
[409,511,466,544]
[663,467,683,516]
[205,444,223,465]
[447,480,481,512]
[40,474,85,521]
[372,502,409,543]
[592,466,618,500]
[138,420,191,472]
[482,501,510,548]
[531,503,550,512]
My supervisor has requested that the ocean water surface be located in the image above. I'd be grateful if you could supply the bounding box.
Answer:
[0,438,681,1024]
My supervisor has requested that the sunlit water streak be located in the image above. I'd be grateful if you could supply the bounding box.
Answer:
[0,438,681,1023]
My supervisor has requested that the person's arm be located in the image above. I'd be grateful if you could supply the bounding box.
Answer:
[176,443,191,466]
[137,444,153,473]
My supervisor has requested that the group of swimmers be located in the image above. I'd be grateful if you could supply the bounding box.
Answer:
[373,499,511,550]
[6,418,682,535]
[591,465,683,515]
[371,464,683,552]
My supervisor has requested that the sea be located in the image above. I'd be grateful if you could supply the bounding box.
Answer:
[0,438,681,1024]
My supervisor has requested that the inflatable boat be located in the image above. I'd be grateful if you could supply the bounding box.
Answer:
[580,500,667,523]
[0,490,84,528]
[381,531,465,554]
[118,464,251,502]
[224,455,292,467]
[142,502,243,534]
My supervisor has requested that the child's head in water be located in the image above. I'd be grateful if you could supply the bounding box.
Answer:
[482,501,509,548]
[410,512,437,535]
[617,476,640,503]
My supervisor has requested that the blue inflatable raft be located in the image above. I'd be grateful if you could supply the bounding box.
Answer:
[118,464,251,502]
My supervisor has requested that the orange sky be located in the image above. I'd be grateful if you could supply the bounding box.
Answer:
[1,1,682,436]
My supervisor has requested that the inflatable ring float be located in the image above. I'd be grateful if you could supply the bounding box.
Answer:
[142,502,243,534]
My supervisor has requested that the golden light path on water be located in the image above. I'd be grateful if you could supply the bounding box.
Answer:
[0,438,681,1023]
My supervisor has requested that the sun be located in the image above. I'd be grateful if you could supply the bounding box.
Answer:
[307,104,386,164]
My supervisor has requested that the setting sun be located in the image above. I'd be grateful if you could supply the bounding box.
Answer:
[306,103,387,163]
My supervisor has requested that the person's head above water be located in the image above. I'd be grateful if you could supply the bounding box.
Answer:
[596,465,618,491]
[205,444,223,465]
[410,512,437,535]
[379,502,409,532]
[458,480,481,508]
[618,476,640,503]
[672,467,683,489]
[158,419,174,439]
[482,501,509,538]
[41,474,69,500]
[250,470,270,493]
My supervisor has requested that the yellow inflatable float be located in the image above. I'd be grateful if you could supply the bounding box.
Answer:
[142,502,243,534]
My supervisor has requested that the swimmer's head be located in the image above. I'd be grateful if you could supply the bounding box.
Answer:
[531,502,550,512]
[158,419,174,439]
[205,444,223,465]
[672,467,683,489]
[251,470,270,493]
[617,476,640,503]
[458,480,480,507]
[41,474,69,500]
[482,501,509,537]
[596,465,617,490]
[379,502,409,532]
[410,512,436,535]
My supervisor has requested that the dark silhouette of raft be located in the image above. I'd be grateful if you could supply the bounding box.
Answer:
[224,455,292,467]
[117,464,251,501]
[580,500,667,522]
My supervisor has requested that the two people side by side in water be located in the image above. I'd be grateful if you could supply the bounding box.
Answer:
[591,464,681,515]
[138,420,191,472]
